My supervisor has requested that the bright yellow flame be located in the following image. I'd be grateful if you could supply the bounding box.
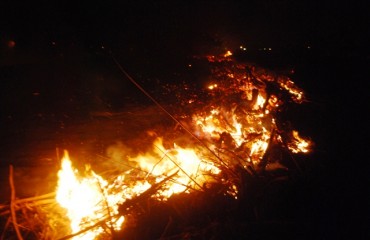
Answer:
[193,99,272,166]
[253,94,266,110]
[130,137,221,198]
[56,143,223,239]
[56,151,124,240]
[288,130,311,153]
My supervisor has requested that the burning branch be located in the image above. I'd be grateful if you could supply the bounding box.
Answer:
[0,166,67,240]
[118,172,178,214]
[9,165,23,240]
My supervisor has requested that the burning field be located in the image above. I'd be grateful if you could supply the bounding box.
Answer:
[0,51,313,239]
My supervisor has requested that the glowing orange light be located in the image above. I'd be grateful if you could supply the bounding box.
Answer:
[56,151,125,239]
[208,83,218,90]
[224,50,232,57]
[288,131,311,153]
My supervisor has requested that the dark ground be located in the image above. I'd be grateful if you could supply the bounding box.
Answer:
[0,1,369,239]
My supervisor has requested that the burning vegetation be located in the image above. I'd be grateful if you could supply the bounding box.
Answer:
[0,51,312,239]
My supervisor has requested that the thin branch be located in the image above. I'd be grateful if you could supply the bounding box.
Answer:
[154,145,204,190]
[15,192,56,204]
[57,217,110,240]
[159,216,173,239]
[96,178,114,237]
[0,217,11,240]
[9,165,24,240]
[119,172,178,214]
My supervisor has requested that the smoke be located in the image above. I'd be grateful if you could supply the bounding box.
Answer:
[105,141,138,172]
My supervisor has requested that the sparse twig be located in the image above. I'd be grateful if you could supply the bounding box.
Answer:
[57,217,111,240]
[9,165,24,240]
[119,172,178,214]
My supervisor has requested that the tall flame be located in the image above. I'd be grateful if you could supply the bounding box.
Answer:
[56,140,222,239]
[56,151,124,239]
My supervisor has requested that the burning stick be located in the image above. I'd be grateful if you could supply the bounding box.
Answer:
[0,188,67,239]
[9,165,23,240]
[118,172,179,214]
[57,217,113,240]
[55,173,178,240]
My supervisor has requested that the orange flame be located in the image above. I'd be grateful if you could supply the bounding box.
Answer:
[288,130,311,153]
[223,50,233,57]
[56,139,222,238]
[129,137,221,198]
[56,151,125,239]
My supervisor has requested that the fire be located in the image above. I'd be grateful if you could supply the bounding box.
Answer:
[55,51,313,239]
[56,139,222,239]
[129,137,221,198]
[56,151,125,239]
[288,130,311,153]
[278,79,304,103]
[186,53,312,169]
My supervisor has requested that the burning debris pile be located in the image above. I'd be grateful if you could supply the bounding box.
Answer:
[0,51,312,239]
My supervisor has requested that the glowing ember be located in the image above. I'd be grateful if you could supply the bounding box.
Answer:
[224,50,233,57]
[208,83,218,90]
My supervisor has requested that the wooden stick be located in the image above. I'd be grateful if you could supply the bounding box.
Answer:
[154,145,203,190]
[57,217,111,240]
[0,209,10,216]
[9,165,24,240]
[96,179,114,236]
[0,198,56,217]
[0,217,11,240]
[14,192,56,204]
[159,216,173,239]
[119,172,178,214]
[22,199,57,208]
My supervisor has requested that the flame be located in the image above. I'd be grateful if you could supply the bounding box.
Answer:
[56,140,222,238]
[278,79,304,102]
[288,130,311,153]
[56,151,125,239]
[129,137,221,198]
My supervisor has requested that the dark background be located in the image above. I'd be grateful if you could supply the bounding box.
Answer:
[0,0,369,239]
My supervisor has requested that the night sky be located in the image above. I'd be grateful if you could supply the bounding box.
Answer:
[0,1,369,238]
[0,1,368,113]
[1,1,368,61]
